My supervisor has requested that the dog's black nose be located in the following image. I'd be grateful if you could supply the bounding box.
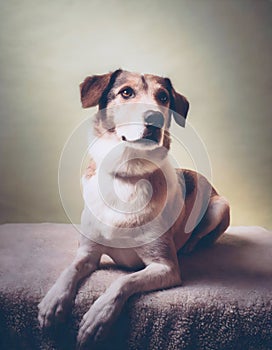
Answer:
[144,111,164,129]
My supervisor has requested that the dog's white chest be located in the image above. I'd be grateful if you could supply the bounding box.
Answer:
[80,156,183,248]
[81,173,154,244]
[82,173,151,217]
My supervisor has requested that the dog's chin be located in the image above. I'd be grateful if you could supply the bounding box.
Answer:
[121,137,159,150]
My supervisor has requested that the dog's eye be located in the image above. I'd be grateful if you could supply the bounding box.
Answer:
[120,87,135,99]
[157,91,169,104]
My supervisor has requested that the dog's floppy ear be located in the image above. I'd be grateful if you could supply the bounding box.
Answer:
[171,90,189,127]
[80,69,122,108]
[80,73,112,108]
[166,78,189,127]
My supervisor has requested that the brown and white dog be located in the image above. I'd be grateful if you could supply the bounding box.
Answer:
[38,69,230,348]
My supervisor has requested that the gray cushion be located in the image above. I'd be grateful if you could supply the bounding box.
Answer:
[0,223,271,349]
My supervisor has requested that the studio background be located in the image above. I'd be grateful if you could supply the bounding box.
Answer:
[0,0,271,229]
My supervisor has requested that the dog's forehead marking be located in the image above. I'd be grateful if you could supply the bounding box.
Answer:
[112,72,146,92]
[113,71,168,94]
[144,74,171,91]
[141,75,148,90]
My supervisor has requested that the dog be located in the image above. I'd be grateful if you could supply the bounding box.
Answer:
[38,69,230,348]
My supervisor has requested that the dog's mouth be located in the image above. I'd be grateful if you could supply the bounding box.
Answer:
[121,125,162,145]
[142,125,162,143]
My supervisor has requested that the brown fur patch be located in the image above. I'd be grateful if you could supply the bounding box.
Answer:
[162,130,171,150]
[85,159,97,178]
[80,73,112,108]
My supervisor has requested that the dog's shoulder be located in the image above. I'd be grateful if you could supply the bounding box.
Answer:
[176,169,196,196]
[175,169,217,197]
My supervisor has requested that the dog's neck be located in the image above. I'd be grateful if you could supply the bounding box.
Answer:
[89,132,169,178]
[113,165,163,185]
[98,149,169,180]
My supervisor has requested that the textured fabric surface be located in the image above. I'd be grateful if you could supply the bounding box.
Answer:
[0,223,271,350]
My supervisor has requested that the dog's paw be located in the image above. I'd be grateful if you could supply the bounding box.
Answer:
[38,286,74,328]
[76,296,121,349]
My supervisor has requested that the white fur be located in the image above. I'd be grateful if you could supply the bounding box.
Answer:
[81,133,182,248]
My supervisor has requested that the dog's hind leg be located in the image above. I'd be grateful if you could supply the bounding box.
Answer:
[182,195,230,254]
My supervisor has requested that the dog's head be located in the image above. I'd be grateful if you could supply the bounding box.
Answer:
[80,69,189,150]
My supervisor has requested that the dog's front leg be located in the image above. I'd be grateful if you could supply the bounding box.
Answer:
[77,260,181,348]
[38,244,101,328]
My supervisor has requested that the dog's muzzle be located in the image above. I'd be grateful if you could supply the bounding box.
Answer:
[120,110,164,145]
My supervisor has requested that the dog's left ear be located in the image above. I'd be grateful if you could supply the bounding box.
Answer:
[166,79,189,127]
[80,73,112,108]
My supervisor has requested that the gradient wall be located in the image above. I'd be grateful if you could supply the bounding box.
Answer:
[0,0,271,228]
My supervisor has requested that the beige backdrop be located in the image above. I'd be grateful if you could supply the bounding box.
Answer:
[0,0,271,229]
